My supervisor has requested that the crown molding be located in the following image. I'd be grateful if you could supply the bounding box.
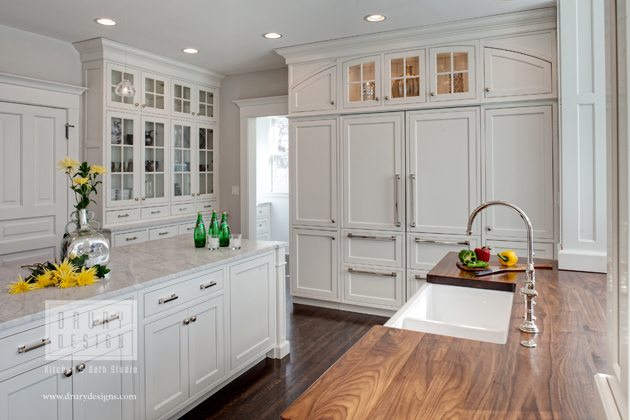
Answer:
[233,95,288,108]
[276,7,557,64]
[73,38,225,85]
[0,72,86,95]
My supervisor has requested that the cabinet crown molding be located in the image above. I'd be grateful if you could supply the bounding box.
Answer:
[73,37,225,86]
[275,7,556,64]
[0,71,87,96]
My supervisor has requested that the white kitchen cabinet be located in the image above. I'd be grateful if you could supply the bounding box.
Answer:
[484,105,555,241]
[429,46,476,101]
[383,50,426,105]
[195,84,217,122]
[195,123,218,201]
[342,56,382,108]
[290,66,337,113]
[228,254,275,373]
[141,115,169,205]
[290,119,338,228]
[342,265,404,309]
[144,294,225,420]
[486,239,555,259]
[483,48,552,99]
[343,230,404,268]
[407,108,480,234]
[171,80,217,123]
[106,111,141,207]
[107,63,140,111]
[342,113,405,231]
[408,234,480,271]
[291,229,338,300]
[0,361,72,420]
[171,79,195,118]
[171,119,194,202]
[72,332,135,420]
[141,71,169,115]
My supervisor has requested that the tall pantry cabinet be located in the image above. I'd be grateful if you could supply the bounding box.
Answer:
[282,8,559,313]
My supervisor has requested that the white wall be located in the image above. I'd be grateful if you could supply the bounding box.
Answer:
[219,67,288,233]
[0,24,81,85]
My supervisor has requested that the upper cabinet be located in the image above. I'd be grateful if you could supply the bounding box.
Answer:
[107,63,140,110]
[290,66,337,114]
[429,46,476,101]
[342,56,382,108]
[483,48,552,98]
[141,71,169,115]
[172,80,218,122]
[383,50,426,106]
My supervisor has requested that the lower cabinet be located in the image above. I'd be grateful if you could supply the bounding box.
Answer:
[228,254,275,373]
[291,229,338,301]
[144,295,224,420]
[342,265,404,309]
[0,331,134,420]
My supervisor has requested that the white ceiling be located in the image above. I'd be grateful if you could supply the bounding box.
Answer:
[0,0,555,75]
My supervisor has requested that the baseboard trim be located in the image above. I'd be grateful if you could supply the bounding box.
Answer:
[558,249,607,273]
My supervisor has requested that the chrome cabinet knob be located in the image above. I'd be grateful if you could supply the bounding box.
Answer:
[76,363,86,373]
[330,100,335,105]
[485,87,491,93]
[63,369,73,377]
[183,318,190,325]
[190,315,197,323]
[374,96,379,101]
[134,103,140,107]
[134,197,139,201]
[192,112,196,116]
[487,226,493,231]
[385,96,389,101]
[331,219,335,224]
[430,92,436,97]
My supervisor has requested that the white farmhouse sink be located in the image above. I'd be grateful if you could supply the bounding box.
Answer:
[385,283,514,344]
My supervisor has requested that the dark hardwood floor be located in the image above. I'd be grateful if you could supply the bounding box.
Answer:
[181,283,388,420]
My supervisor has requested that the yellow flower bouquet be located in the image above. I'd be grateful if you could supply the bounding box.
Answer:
[58,157,106,211]
[7,254,110,294]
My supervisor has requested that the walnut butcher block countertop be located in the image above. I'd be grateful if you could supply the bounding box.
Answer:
[282,256,607,420]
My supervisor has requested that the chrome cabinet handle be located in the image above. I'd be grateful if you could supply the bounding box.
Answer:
[190,315,197,322]
[415,238,470,246]
[18,338,51,354]
[63,369,73,378]
[200,281,217,290]
[92,313,120,327]
[179,208,187,211]
[347,233,396,241]
[76,363,86,373]
[183,318,190,325]
[203,204,213,208]
[415,275,426,280]
[158,231,169,236]
[409,174,416,228]
[394,174,401,227]
[118,213,130,218]
[150,210,161,214]
[348,268,397,277]
[158,293,178,305]
[125,236,138,242]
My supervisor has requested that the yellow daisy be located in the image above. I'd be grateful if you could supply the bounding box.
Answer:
[57,157,79,173]
[89,165,107,175]
[8,275,32,294]
[76,266,98,287]
[58,276,77,289]
[73,177,89,186]
[53,259,76,284]
[35,269,56,288]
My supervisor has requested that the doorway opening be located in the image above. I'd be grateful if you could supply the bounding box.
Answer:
[253,115,289,243]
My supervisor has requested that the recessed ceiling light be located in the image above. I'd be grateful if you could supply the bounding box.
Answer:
[95,17,117,26]
[263,32,283,39]
[364,14,386,22]
[182,48,199,54]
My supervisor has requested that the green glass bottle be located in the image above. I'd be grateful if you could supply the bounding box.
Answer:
[193,212,207,248]
[219,212,231,247]
[208,210,219,238]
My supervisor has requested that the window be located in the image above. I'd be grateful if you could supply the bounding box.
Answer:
[266,116,289,194]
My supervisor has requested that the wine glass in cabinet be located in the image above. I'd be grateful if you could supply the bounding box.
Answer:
[429,46,476,101]
[384,50,426,105]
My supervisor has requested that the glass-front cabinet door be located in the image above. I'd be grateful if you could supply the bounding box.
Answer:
[429,46,476,101]
[172,120,193,201]
[196,124,216,200]
[142,116,168,204]
[342,56,381,108]
[384,50,426,105]
[107,111,139,207]
[107,63,139,110]
[196,85,216,122]
[171,80,194,118]
[141,72,169,115]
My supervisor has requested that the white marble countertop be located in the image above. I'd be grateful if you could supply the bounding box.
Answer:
[0,237,284,331]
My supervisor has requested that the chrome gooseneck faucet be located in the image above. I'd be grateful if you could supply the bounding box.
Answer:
[466,201,538,348]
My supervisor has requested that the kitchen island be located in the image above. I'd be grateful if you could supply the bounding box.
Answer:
[0,236,289,420]
[282,254,606,419]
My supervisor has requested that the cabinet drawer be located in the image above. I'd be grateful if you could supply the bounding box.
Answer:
[171,202,195,217]
[256,219,269,234]
[198,200,217,215]
[144,269,224,318]
[256,232,270,241]
[409,235,479,271]
[0,324,52,372]
[343,230,403,268]
[113,230,148,247]
[106,208,140,225]
[486,240,555,259]
[149,225,178,241]
[256,204,270,219]
[142,205,170,220]
[342,265,404,309]
[407,270,428,300]
[178,222,195,236]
